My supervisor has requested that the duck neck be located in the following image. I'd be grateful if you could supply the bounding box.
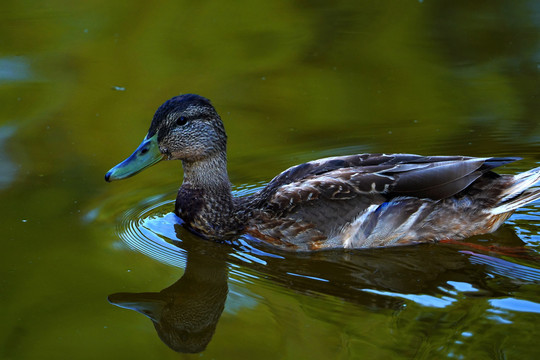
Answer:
[176,152,240,238]
[181,152,232,193]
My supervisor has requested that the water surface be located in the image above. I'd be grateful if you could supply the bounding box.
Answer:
[1,1,540,359]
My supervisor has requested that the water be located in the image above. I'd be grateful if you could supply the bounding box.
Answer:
[106,195,540,358]
[1,0,540,359]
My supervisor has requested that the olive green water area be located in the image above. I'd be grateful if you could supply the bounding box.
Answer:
[2,0,540,358]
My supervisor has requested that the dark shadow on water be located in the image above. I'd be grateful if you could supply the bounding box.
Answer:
[108,219,540,354]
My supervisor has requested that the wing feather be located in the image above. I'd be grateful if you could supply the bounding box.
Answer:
[255,154,519,215]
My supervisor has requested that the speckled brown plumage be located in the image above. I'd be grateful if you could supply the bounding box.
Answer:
[106,94,540,251]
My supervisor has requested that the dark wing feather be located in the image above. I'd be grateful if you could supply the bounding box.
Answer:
[480,157,522,171]
[387,157,520,199]
[387,159,486,199]
[256,153,411,205]
[254,153,519,214]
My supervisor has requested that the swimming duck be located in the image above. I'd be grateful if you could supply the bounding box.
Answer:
[105,94,540,251]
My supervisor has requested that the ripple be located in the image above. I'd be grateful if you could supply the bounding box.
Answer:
[461,250,540,282]
[489,298,540,314]
[113,186,540,314]
[113,187,277,273]
[117,198,187,268]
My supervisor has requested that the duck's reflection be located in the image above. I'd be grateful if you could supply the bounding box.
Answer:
[109,222,540,353]
[108,237,229,353]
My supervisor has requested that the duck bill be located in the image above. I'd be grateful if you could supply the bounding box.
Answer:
[108,292,165,322]
[105,133,164,182]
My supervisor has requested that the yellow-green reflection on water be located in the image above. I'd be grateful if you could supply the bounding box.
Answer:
[1,0,540,359]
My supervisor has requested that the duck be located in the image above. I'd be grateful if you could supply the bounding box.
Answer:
[105,94,540,251]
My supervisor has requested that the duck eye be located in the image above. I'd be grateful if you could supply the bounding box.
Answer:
[176,116,187,126]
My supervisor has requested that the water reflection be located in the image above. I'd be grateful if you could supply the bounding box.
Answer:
[108,236,229,353]
[109,207,540,353]
[0,56,32,82]
[239,226,540,307]
[0,125,17,190]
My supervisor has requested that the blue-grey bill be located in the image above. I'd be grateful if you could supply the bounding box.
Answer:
[108,293,164,322]
[105,133,164,182]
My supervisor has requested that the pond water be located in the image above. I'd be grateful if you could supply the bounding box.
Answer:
[2,1,540,359]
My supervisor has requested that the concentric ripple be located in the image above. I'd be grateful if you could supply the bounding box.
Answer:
[117,197,188,268]
[113,184,275,271]
[114,188,540,289]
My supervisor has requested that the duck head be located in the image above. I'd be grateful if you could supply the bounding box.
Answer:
[105,94,226,182]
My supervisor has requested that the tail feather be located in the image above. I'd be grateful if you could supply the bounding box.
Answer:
[492,166,540,215]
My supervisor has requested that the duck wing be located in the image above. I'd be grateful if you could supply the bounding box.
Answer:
[262,154,520,210]
[245,154,519,249]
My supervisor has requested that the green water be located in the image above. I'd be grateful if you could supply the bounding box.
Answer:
[2,0,540,358]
